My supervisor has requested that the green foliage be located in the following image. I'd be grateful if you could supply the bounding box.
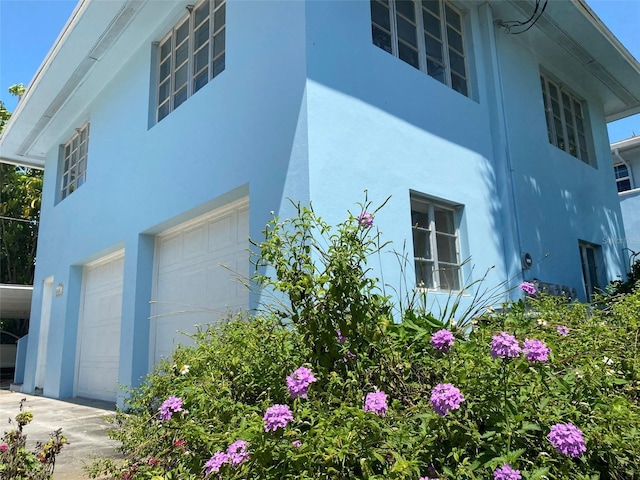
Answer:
[0,400,67,480]
[608,254,640,295]
[1,83,43,287]
[90,200,640,479]
[0,163,42,285]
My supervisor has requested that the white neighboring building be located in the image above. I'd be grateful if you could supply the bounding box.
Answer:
[612,135,640,259]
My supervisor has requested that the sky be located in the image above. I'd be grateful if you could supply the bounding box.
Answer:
[0,0,639,142]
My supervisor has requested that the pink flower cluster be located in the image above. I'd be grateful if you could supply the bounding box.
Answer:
[286,366,317,399]
[519,281,536,295]
[357,212,374,227]
[364,390,388,417]
[491,332,551,364]
[204,440,249,475]
[548,422,586,457]
[490,332,522,359]
[158,395,183,421]
[204,451,229,475]
[430,383,464,417]
[523,339,551,363]
[263,404,294,432]
[557,325,569,336]
[431,329,455,352]
[494,464,521,480]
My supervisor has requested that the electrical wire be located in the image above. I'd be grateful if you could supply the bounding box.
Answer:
[498,0,548,35]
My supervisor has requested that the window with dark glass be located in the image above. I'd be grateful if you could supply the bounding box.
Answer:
[540,74,591,165]
[371,0,469,96]
[614,164,632,192]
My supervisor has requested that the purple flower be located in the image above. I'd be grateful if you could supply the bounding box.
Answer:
[292,440,302,448]
[158,395,183,421]
[430,383,464,416]
[204,451,228,475]
[263,404,293,432]
[342,350,356,362]
[419,477,439,480]
[490,332,522,359]
[286,366,317,399]
[357,212,374,227]
[431,329,455,352]
[519,281,536,295]
[226,440,249,466]
[523,339,551,362]
[336,329,346,344]
[494,464,521,480]
[548,423,586,457]
[557,325,569,336]
[364,390,388,416]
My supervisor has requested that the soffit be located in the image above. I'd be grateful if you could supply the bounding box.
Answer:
[0,285,33,319]
[490,0,640,122]
[0,0,189,167]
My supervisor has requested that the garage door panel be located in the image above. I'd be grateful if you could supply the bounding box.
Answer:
[237,207,249,241]
[208,214,234,251]
[76,253,124,401]
[184,224,207,260]
[158,233,182,268]
[77,252,124,402]
[152,199,249,365]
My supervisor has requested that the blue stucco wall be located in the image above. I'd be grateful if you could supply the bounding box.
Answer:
[302,1,511,319]
[490,10,627,299]
[22,0,629,399]
[23,0,310,398]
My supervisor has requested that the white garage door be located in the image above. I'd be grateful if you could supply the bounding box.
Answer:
[77,251,124,402]
[151,198,249,365]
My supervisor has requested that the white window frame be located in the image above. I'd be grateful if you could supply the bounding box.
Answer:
[614,163,633,192]
[60,124,90,200]
[156,0,226,123]
[410,194,462,291]
[540,73,591,165]
[370,0,470,97]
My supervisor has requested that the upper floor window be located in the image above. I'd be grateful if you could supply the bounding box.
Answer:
[614,163,632,192]
[371,0,469,97]
[540,74,591,165]
[410,193,462,291]
[156,0,226,122]
[61,124,89,199]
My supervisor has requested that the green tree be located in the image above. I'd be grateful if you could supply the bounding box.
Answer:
[0,84,43,285]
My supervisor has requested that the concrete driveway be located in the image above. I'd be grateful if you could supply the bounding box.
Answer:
[0,390,122,479]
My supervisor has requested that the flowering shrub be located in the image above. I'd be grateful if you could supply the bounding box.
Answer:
[0,400,67,479]
[90,200,640,480]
